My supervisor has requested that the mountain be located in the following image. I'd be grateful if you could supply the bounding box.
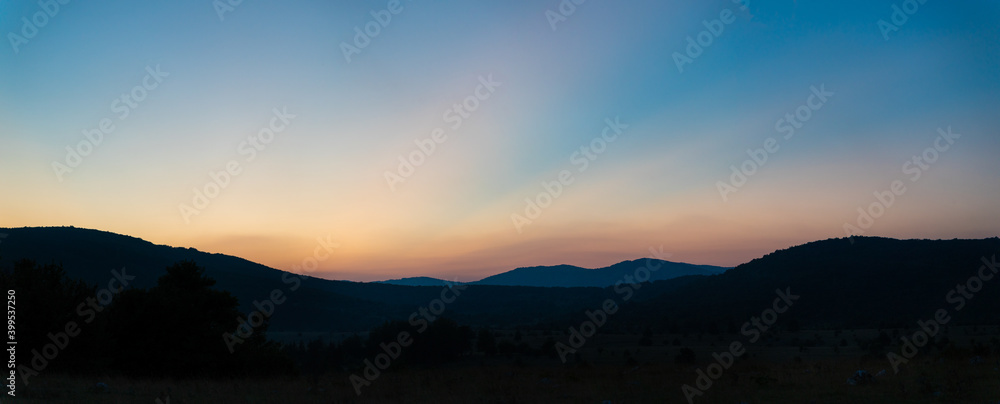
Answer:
[612,236,1000,331]
[0,226,382,331]
[376,276,457,286]
[472,260,729,287]
[3,226,998,335]
[0,227,622,331]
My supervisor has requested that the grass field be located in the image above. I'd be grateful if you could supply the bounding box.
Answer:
[10,358,1000,403]
[11,329,1000,404]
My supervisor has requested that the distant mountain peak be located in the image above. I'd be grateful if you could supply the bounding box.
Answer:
[471,259,729,288]
[375,276,457,287]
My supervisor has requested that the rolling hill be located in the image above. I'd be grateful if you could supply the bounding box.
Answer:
[2,226,998,336]
[612,236,1000,332]
[472,260,728,287]
[0,227,640,331]
[376,276,457,286]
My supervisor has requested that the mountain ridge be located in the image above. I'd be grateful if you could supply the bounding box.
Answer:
[470,259,729,287]
[3,226,999,333]
[0,226,725,287]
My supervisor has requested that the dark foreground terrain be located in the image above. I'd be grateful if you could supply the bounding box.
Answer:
[14,344,1000,403]
[4,229,1000,403]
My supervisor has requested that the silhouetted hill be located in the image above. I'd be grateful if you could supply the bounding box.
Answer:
[0,227,637,331]
[3,227,997,335]
[613,236,1000,332]
[376,276,457,286]
[0,227,383,331]
[473,259,728,287]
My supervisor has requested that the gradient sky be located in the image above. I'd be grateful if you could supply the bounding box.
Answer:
[2,0,998,281]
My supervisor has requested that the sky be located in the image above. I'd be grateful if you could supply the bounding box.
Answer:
[1,0,999,282]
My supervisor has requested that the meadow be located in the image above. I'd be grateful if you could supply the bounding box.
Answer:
[14,327,999,404]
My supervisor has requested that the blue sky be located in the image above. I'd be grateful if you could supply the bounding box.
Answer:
[2,0,998,281]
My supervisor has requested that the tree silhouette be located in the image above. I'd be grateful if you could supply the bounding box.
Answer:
[0,259,103,375]
[106,260,290,377]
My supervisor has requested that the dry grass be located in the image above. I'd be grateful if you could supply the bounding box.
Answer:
[11,355,999,404]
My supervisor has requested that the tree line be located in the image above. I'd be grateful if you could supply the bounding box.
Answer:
[2,259,545,381]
